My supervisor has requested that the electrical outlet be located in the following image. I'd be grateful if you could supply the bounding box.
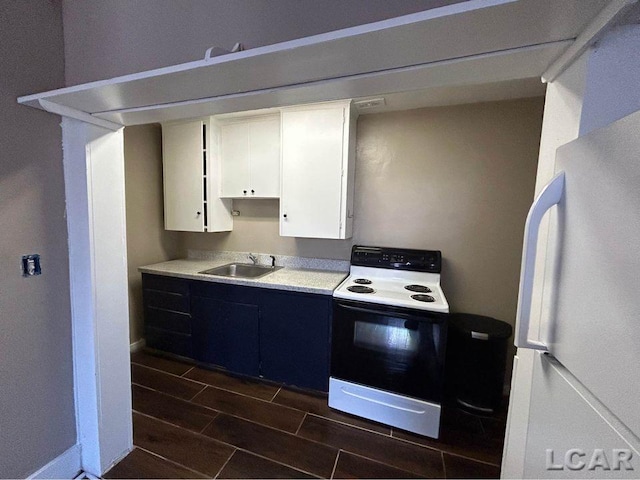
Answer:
[21,254,41,277]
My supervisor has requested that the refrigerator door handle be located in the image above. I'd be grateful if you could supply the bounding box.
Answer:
[515,171,565,351]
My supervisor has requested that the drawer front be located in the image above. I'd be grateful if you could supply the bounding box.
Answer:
[145,307,191,334]
[191,280,260,304]
[145,327,192,358]
[143,289,190,313]
[142,274,190,295]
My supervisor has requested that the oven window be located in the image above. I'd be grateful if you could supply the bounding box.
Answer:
[331,300,447,402]
[353,321,419,354]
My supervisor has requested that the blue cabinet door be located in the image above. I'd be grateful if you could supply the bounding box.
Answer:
[259,290,331,391]
[192,295,260,377]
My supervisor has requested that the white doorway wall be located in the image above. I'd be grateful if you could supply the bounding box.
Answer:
[62,118,132,475]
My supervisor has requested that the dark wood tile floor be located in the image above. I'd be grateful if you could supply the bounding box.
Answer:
[105,351,505,479]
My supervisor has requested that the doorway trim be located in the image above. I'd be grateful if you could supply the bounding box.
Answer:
[61,118,132,476]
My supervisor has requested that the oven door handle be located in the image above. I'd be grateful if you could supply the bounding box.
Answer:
[336,302,442,323]
[340,387,427,414]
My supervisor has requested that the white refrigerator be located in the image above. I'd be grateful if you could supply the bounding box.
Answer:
[502,108,640,478]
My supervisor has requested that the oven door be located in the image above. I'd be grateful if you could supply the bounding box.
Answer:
[331,299,447,403]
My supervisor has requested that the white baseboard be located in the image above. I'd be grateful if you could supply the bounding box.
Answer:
[129,338,146,353]
[27,444,81,479]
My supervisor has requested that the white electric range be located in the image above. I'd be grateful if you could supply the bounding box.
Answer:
[329,245,450,438]
[333,267,449,313]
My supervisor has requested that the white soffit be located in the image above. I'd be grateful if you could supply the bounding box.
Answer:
[18,0,609,123]
[97,42,561,125]
[355,78,547,115]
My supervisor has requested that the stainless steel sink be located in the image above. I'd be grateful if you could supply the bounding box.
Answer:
[199,263,282,279]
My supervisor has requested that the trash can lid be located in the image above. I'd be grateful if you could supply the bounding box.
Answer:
[449,313,513,339]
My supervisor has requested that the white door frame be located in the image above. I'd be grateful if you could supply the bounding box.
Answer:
[61,118,133,476]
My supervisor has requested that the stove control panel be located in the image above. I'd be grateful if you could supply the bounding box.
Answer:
[350,245,441,273]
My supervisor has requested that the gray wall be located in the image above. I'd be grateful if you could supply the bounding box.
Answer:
[356,99,542,323]
[0,2,76,477]
[182,98,544,325]
[62,0,464,85]
[124,125,181,343]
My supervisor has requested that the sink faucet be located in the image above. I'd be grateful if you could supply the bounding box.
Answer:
[248,253,258,265]
[269,255,276,268]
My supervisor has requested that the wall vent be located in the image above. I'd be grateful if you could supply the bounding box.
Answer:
[354,98,386,110]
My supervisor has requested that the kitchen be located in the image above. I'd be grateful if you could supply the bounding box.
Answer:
[125,96,543,356]
[10,0,640,478]
[119,95,542,477]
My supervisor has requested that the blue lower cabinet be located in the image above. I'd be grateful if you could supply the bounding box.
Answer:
[192,296,260,377]
[142,274,193,357]
[145,326,193,358]
[143,274,332,392]
[259,290,331,392]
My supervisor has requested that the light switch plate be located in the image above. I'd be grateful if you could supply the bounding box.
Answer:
[22,254,41,277]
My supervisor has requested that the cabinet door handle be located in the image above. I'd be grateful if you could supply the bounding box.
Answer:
[251,189,255,194]
[283,214,287,218]
[196,211,201,216]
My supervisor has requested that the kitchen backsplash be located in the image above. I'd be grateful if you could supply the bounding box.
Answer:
[187,249,350,272]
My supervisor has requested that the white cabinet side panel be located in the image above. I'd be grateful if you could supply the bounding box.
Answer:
[280,107,344,238]
[342,107,357,239]
[162,121,204,231]
[523,353,639,478]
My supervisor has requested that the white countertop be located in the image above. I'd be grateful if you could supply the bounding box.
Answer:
[139,258,348,295]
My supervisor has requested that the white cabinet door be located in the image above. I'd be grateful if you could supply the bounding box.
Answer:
[162,120,205,231]
[249,116,280,197]
[219,122,250,198]
[219,115,280,198]
[280,104,350,239]
[162,118,232,232]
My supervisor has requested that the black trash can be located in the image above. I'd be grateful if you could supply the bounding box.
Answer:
[446,313,513,413]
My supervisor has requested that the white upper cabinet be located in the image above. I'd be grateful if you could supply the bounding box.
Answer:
[218,115,280,198]
[162,118,232,232]
[280,101,357,239]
